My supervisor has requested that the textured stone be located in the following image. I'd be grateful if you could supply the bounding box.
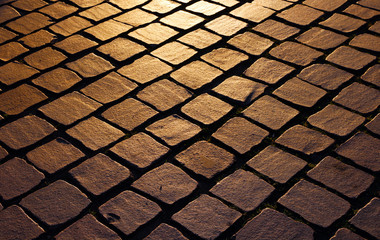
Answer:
[0,5,20,24]
[230,3,274,23]
[12,0,47,11]
[358,0,380,10]
[20,180,91,226]
[79,3,121,21]
[350,33,380,52]
[0,61,39,85]
[186,1,225,16]
[27,138,84,174]
[85,20,132,41]
[39,2,78,19]
[202,48,248,71]
[97,38,146,62]
[67,53,114,78]
[111,132,169,169]
[212,117,268,154]
[366,114,380,135]
[20,30,56,48]
[369,21,380,33]
[205,15,247,36]
[270,42,323,66]
[350,198,380,239]
[303,0,346,11]
[327,46,375,70]
[253,19,299,40]
[277,4,323,25]
[0,147,7,160]
[70,153,130,196]
[33,67,81,93]
[0,27,17,43]
[6,12,51,34]
[129,23,178,45]
[320,13,366,33]
[176,141,235,179]
[344,4,380,19]
[254,0,292,10]
[152,41,196,65]
[0,158,44,200]
[50,16,92,36]
[228,32,273,55]
[114,9,157,27]
[55,34,98,54]
[278,180,350,227]
[330,228,365,240]
[210,0,238,7]
[143,0,180,14]
[235,208,313,240]
[160,10,204,30]
[178,29,221,49]
[145,224,188,240]
[362,64,380,87]
[276,125,334,155]
[248,146,306,184]
[0,41,28,61]
[296,27,347,50]
[100,190,161,235]
[70,0,103,8]
[110,0,149,10]
[24,47,67,70]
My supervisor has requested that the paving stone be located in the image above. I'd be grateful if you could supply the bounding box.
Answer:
[56,214,121,240]
[247,146,306,184]
[81,72,137,104]
[277,4,323,25]
[244,95,299,130]
[205,15,247,36]
[143,0,180,14]
[79,3,121,21]
[129,23,178,45]
[146,115,201,146]
[171,60,222,89]
[361,64,380,86]
[0,5,20,24]
[343,4,380,19]
[296,27,347,50]
[160,10,204,30]
[327,46,376,70]
[33,68,81,93]
[118,55,172,84]
[145,224,188,240]
[336,132,380,171]
[297,64,353,90]
[102,98,158,131]
[211,0,238,7]
[0,146,7,160]
[39,2,78,19]
[114,9,157,27]
[350,33,380,52]
[133,163,197,204]
[39,91,101,125]
[244,57,294,85]
[0,41,28,61]
[0,205,44,240]
[50,16,92,36]
[320,13,366,33]
[110,0,149,10]
[303,0,346,11]
[212,117,268,154]
[270,42,323,66]
[254,0,292,10]
[0,27,17,43]
[274,78,326,107]
[20,30,56,48]
[152,41,196,65]
[12,0,47,11]
[253,19,299,40]
[70,153,130,196]
[27,137,84,174]
[213,76,266,104]
[0,61,39,85]
[0,115,55,150]
[228,32,273,55]
[178,29,222,49]
[201,48,248,71]
[211,169,274,211]
[98,38,145,62]
[111,132,169,169]
[357,0,380,10]
[366,113,380,135]
[369,21,380,33]
[350,198,380,239]
[333,82,380,113]
[70,0,103,8]
[230,3,275,23]
[308,156,374,198]
[20,180,91,226]
[55,34,98,54]
[99,190,161,235]
[0,157,44,200]
[6,12,51,34]
[186,1,225,16]
[24,47,67,70]
[0,84,47,115]
[330,228,365,240]
[86,20,132,41]
[67,117,124,151]
[276,125,334,155]
[66,53,114,78]
[235,208,314,240]
[173,194,241,239]
[278,180,350,227]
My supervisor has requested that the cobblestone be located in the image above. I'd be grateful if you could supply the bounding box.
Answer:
[350,198,380,239]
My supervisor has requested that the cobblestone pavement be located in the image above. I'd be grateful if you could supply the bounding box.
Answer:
[0,0,379,239]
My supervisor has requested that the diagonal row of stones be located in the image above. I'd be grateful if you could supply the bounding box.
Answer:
[0,0,379,239]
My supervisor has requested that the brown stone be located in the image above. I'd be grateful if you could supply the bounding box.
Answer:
[110,0,149,10]
[114,8,157,27]
[33,67,82,93]
[320,13,366,33]
[350,198,380,239]
[172,194,241,239]
[56,215,120,240]
[12,0,47,11]
[278,180,350,227]
[20,30,56,48]
[97,38,146,62]
[102,98,158,131]
[117,55,172,84]
[205,15,247,36]
[67,117,124,151]
[333,82,380,113]
[0,27,17,44]
[330,228,365,240]
[235,208,314,240]
[39,91,101,125]
[0,5,20,24]
[100,190,161,235]
[70,0,103,8]
[344,4,380,19]
[254,0,292,10]
[276,125,334,155]
[296,27,348,50]
[0,115,55,150]
[358,0,380,10]
[129,23,178,45]
[145,224,188,240]
[81,72,137,104]
[0,157,44,200]
[171,60,222,89]
[303,0,346,11]
[228,32,273,55]
[50,16,92,36]
[362,64,380,87]
[186,1,225,16]
[369,21,380,33]
[247,146,306,184]
[253,19,299,40]
[270,42,323,66]
[0,41,28,61]
[24,47,67,70]
[212,117,268,154]
[152,41,196,65]
[0,84,47,115]
[202,48,248,71]
[350,33,380,52]
[147,115,201,146]
[85,20,132,41]
[70,153,130,196]
[6,12,51,34]
[336,132,380,172]
[178,29,221,49]
[27,138,84,174]
[0,206,44,239]
[175,141,235,179]
[230,3,274,23]
[39,2,78,19]
[210,0,238,7]
[327,46,375,70]
[277,4,323,25]
[55,34,98,54]
[66,53,114,78]
[366,113,380,135]
[160,10,204,30]
[0,61,39,85]
[143,0,180,13]
[111,132,169,169]
[20,180,91,226]
[0,146,7,160]
[79,3,121,21]
[137,79,192,111]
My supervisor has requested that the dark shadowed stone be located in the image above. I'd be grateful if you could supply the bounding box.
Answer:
[330,228,365,240]
[144,224,188,240]
[350,198,380,239]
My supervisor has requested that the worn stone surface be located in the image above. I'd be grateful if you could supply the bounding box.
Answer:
[39,2,78,19]
[344,4,380,19]
[350,198,380,239]
[97,38,146,62]
[361,64,380,87]
[145,224,188,240]
[0,5,20,24]
[0,61,39,85]
[55,34,98,55]
[0,146,7,160]
[20,30,56,48]
[330,228,365,240]
[350,33,380,52]
[230,3,274,23]
[33,67,81,93]
[66,53,114,78]
[358,0,380,10]
[50,16,92,36]
[205,15,247,36]
[143,0,180,14]
[152,41,196,65]
[366,113,380,135]
[186,1,225,16]
[296,27,348,50]
[228,32,273,55]
[320,13,366,33]
[253,19,299,40]
[79,3,121,22]
[0,41,28,62]
[6,12,51,34]
[0,27,17,44]
[254,0,292,11]
[70,0,103,8]
[327,46,375,70]
[11,0,47,11]
[24,47,67,70]
[277,4,323,25]
[270,42,323,66]
[129,23,178,45]
[110,0,149,10]
[114,8,157,27]
[304,0,347,11]
[201,48,248,71]
[85,20,132,41]
[178,29,221,49]
[161,10,204,30]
